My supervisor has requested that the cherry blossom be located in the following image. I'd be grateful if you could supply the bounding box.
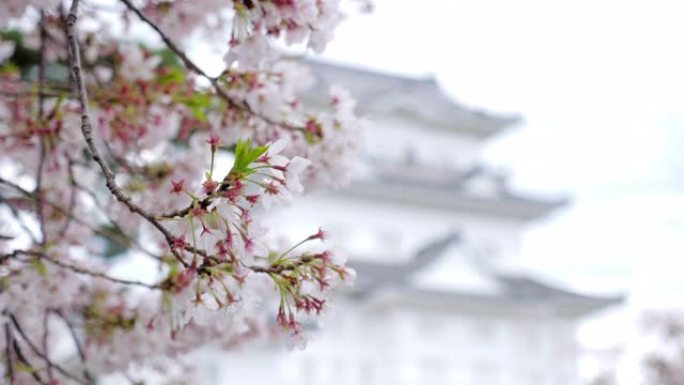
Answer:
[0,0,367,383]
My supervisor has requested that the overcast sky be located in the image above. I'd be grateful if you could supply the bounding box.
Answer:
[309,0,684,350]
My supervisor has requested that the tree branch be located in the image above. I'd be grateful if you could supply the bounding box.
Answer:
[4,324,15,384]
[118,0,302,133]
[0,195,40,243]
[0,176,163,262]
[53,309,94,384]
[3,249,160,289]
[247,254,317,275]
[65,0,188,267]
[41,312,53,384]
[35,10,49,246]
[9,327,49,385]
[9,314,90,385]
[56,157,78,238]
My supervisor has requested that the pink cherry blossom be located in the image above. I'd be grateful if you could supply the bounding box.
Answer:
[0,0,366,383]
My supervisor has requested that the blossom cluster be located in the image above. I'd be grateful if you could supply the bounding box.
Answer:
[0,0,365,384]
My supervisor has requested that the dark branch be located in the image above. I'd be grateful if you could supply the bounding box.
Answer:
[118,0,302,133]
[4,324,15,384]
[0,176,163,262]
[35,10,49,246]
[3,249,161,289]
[65,0,189,267]
[10,314,90,385]
[10,328,49,385]
[56,157,78,237]
[53,309,94,383]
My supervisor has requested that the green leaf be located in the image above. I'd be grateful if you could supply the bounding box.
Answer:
[31,259,47,276]
[184,92,212,122]
[165,256,181,278]
[16,362,37,373]
[162,292,173,313]
[231,139,248,172]
[231,138,270,176]
[248,144,269,164]
[158,66,185,85]
[0,62,19,75]
[153,47,183,68]
[0,30,23,44]
[267,250,279,263]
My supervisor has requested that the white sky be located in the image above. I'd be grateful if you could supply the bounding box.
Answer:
[313,0,684,350]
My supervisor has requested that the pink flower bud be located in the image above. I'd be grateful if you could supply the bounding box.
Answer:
[202,179,218,195]
[171,237,187,251]
[318,250,332,262]
[265,182,279,195]
[246,194,260,205]
[170,179,185,194]
[206,134,221,152]
[277,306,287,328]
[174,265,196,293]
[308,227,328,241]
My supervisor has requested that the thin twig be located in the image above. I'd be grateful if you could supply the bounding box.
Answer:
[71,176,164,261]
[56,157,78,237]
[10,329,49,385]
[53,309,94,383]
[41,312,54,383]
[0,176,163,261]
[35,10,49,246]
[4,323,15,384]
[0,195,40,243]
[247,254,316,275]
[0,176,34,198]
[3,249,160,289]
[9,314,89,385]
[0,90,67,98]
[118,0,301,133]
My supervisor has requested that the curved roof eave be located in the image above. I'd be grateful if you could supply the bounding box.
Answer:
[304,59,520,139]
[336,180,568,222]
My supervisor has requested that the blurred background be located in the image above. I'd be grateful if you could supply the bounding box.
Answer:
[188,0,684,384]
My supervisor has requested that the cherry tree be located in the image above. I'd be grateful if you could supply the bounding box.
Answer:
[0,1,367,383]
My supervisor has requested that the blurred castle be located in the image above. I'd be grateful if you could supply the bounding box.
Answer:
[218,61,620,385]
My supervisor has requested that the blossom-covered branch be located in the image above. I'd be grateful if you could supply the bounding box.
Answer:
[0,0,365,383]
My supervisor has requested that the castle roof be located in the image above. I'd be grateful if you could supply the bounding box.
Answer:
[337,173,567,221]
[306,60,520,139]
[348,233,622,317]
